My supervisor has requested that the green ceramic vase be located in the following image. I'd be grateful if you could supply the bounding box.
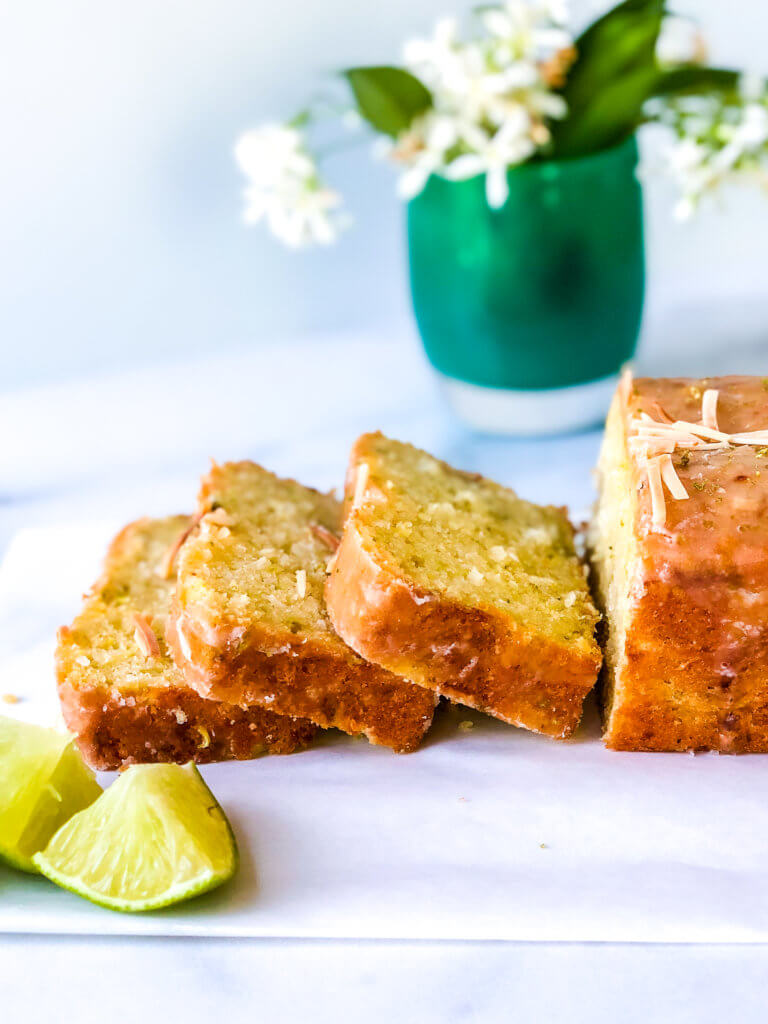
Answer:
[407,134,644,434]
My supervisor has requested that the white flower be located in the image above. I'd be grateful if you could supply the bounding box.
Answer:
[445,113,537,207]
[235,124,346,247]
[656,16,707,66]
[235,125,313,189]
[481,1,572,57]
[258,184,344,247]
[737,103,768,148]
[392,113,464,199]
[741,72,767,103]
[659,78,768,218]
[402,16,460,89]
[394,2,574,204]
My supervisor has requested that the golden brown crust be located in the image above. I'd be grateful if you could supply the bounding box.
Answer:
[603,580,768,752]
[57,515,318,770]
[596,376,768,752]
[58,676,318,771]
[169,463,437,754]
[167,607,436,754]
[325,434,601,739]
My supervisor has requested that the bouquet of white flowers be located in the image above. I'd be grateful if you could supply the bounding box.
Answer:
[235,0,767,246]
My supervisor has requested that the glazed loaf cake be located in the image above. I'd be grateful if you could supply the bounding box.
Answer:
[325,433,601,739]
[590,374,768,752]
[57,516,317,770]
[168,462,437,753]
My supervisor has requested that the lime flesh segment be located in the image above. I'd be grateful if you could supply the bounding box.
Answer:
[33,762,238,912]
[0,715,101,873]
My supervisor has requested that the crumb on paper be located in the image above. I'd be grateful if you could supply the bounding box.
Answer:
[458,720,474,732]
[1,693,20,704]
[458,796,469,803]
[539,842,548,850]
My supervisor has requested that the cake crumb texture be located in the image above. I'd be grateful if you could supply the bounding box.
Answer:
[170,462,437,753]
[325,433,601,739]
[57,515,317,770]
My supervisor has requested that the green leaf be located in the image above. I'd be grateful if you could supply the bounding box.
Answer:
[552,67,660,155]
[551,63,743,157]
[343,66,432,137]
[563,0,665,112]
[550,0,666,156]
[287,109,312,130]
[648,65,741,102]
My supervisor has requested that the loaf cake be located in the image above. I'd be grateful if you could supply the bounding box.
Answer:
[590,374,768,752]
[168,462,437,753]
[57,516,317,770]
[325,433,602,738]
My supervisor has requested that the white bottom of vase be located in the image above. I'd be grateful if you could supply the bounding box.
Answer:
[438,372,620,436]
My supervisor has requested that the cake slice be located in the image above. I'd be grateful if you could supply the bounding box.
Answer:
[57,516,317,770]
[168,462,437,753]
[590,374,768,752]
[325,433,601,738]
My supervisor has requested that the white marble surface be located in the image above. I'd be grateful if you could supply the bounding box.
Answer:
[7,522,768,946]
[3,325,768,1021]
[3,937,768,1024]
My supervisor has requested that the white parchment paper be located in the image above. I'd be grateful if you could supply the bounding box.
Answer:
[2,523,768,942]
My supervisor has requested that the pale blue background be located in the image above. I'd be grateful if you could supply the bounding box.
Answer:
[2,7,768,1018]
[1,0,767,391]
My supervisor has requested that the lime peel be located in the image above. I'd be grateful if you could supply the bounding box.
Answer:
[0,715,101,873]
[33,762,238,912]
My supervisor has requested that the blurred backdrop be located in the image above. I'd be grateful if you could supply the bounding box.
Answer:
[1,0,767,391]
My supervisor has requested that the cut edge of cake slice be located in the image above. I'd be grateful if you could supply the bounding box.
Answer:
[587,386,639,747]
[57,515,318,770]
[325,432,601,739]
[168,462,437,754]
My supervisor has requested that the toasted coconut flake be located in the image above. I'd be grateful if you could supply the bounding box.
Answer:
[660,454,689,500]
[673,420,731,443]
[159,513,202,580]
[646,457,666,527]
[629,385,768,525]
[631,418,729,450]
[645,399,674,424]
[701,389,719,430]
[309,522,340,551]
[629,439,676,457]
[730,430,768,444]
[352,462,370,509]
[619,366,634,403]
[295,569,307,599]
[132,612,160,658]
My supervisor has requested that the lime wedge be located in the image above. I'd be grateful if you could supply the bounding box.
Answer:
[33,762,238,912]
[0,715,101,873]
